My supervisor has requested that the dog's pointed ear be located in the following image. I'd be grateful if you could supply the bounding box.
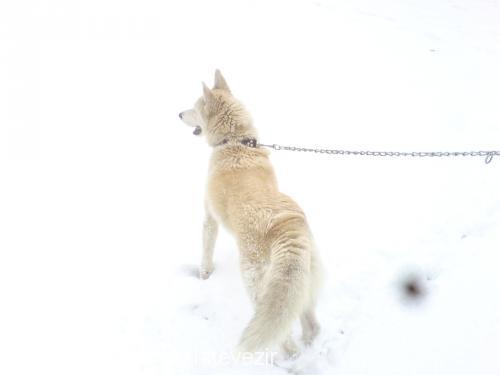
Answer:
[202,82,214,102]
[214,69,231,92]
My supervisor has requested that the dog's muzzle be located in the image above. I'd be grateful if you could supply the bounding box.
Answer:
[179,112,202,135]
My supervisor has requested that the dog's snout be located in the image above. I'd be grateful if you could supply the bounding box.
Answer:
[178,112,183,119]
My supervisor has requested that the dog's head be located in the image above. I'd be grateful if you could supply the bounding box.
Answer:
[179,70,257,146]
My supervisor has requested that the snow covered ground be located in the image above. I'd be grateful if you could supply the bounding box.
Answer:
[1,0,499,374]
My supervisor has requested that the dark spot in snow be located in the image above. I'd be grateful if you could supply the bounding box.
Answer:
[405,279,422,297]
[398,272,428,305]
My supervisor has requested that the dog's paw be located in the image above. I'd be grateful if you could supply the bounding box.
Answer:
[199,266,214,280]
[282,337,300,360]
[301,323,320,346]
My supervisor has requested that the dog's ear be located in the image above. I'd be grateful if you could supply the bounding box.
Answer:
[202,82,215,102]
[213,69,231,93]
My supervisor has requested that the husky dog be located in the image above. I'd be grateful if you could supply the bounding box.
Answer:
[179,70,323,356]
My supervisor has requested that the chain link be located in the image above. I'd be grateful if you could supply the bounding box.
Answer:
[257,143,499,164]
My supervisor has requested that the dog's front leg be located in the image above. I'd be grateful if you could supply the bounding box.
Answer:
[200,213,218,279]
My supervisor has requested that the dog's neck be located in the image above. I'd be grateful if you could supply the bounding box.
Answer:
[215,137,258,149]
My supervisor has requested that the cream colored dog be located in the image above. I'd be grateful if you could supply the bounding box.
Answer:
[179,70,323,356]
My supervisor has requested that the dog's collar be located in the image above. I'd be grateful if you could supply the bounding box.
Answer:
[216,137,258,148]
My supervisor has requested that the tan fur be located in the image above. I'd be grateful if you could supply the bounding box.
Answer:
[179,70,323,355]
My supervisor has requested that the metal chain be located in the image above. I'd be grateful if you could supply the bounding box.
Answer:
[257,143,500,164]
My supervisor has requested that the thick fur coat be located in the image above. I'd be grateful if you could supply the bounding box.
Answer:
[179,71,323,355]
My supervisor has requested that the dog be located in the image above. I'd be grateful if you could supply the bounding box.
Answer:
[179,70,323,356]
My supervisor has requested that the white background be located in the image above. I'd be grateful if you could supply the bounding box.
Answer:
[1,0,499,374]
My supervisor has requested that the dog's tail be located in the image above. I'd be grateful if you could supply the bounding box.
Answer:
[238,224,311,352]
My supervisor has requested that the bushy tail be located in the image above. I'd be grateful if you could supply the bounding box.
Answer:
[238,246,309,352]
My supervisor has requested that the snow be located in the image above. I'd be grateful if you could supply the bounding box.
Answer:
[1,0,499,374]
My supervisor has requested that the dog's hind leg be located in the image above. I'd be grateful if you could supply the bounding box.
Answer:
[240,258,267,306]
[301,249,322,345]
[200,212,218,279]
[300,309,320,346]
